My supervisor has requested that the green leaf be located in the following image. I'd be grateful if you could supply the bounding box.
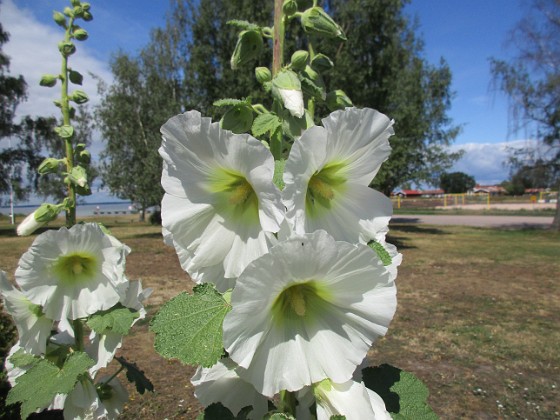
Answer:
[227,20,259,31]
[86,304,139,335]
[214,98,244,107]
[362,364,438,420]
[267,413,296,420]
[8,349,39,369]
[252,112,281,137]
[368,241,392,266]
[330,416,346,420]
[115,356,154,394]
[197,402,235,420]
[7,352,95,419]
[273,159,286,191]
[150,283,231,367]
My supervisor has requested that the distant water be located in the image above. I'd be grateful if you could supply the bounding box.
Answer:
[0,201,158,217]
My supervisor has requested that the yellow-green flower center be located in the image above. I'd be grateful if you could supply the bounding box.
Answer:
[306,161,347,218]
[52,252,98,284]
[271,281,332,326]
[210,168,259,224]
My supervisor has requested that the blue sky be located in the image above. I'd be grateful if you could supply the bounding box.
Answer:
[1,0,537,204]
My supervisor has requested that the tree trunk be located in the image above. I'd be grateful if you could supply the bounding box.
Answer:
[551,182,560,231]
[139,206,146,222]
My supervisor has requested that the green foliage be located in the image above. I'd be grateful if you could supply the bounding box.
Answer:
[439,171,476,194]
[8,350,39,369]
[150,283,231,367]
[86,304,139,335]
[273,159,286,191]
[362,364,438,419]
[6,352,95,419]
[319,0,461,194]
[115,356,154,394]
[252,112,282,137]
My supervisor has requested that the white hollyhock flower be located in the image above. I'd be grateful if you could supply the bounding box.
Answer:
[159,110,284,288]
[278,88,304,118]
[16,211,45,236]
[15,223,129,321]
[283,107,394,243]
[223,230,397,397]
[191,358,269,420]
[0,271,53,354]
[63,377,127,420]
[313,379,391,420]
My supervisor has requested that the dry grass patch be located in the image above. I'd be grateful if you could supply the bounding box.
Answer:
[1,217,559,419]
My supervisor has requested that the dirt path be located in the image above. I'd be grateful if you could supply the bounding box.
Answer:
[393,214,554,228]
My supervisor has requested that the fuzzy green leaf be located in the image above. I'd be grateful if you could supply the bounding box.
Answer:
[115,356,154,394]
[368,241,392,266]
[330,416,346,420]
[8,349,39,369]
[252,112,281,137]
[86,304,139,335]
[7,352,95,419]
[227,20,259,31]
[214,98,244,107]
[150,283,231,367]
[362,364,438,420]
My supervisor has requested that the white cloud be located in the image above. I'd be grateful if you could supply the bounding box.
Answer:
[450,139,538,185]
[0,0,112,119]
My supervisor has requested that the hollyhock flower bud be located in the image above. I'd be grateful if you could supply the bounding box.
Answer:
[39,74,58,88]
[17,204,61,236]
[220,103,254,134]
[290,50,309,71]
[326,89,353,111]
[230,30,263,70]
[301,7,346,41]
[255,67,272,84]
[272,70,304,118]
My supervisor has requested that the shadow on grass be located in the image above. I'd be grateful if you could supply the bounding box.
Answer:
[390,220,448,236]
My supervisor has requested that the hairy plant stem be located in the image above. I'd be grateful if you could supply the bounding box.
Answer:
[61,17,76,227]
[279,390,297,416]
[72,319,84,352]
[271,0,285,159]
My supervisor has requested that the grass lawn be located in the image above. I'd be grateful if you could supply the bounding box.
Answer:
[0,216,559,419]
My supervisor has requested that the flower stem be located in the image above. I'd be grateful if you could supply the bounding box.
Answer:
[272,0,284,76]
[279,390,297,416]
[61,17,76,227]
[72,319,84,352]
[102,365,125,385]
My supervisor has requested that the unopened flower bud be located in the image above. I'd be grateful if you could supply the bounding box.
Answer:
[55,125,74,139]
[38,158,61,175]
[70,89,89,104]
[58,41,76,56]
[53,11,67,27]
[82,3,91,11]
[272,70,304,118]
[73,6,83,17]
[39,74,58,87]
[68,69,83,85]
[78,150,91,164]
[69,166,88,188]
[326,89,353,111]
[302,65,326,100]
[311,53,334,72]
[63,6,74,17]
[290,50,309,71]
[82,11,93,21]
[220,103,254,134]
[283,0,298,16]
[301,7,346,41]
[230,30,263,70]
[255,67,272,84]
[71,0,81,6]
[17,204,61,236]
[73,28,88,41]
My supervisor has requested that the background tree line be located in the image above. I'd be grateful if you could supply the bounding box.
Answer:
[95,0,460,220]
